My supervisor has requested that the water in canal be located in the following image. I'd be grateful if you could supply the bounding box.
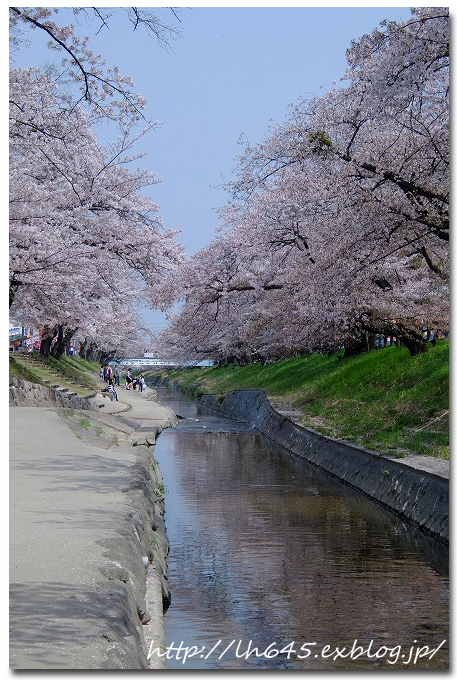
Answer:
[151,387,449,670]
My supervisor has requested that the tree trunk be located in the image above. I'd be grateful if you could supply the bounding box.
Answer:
[397,334,427,356]
[39,326,56,358]
[9,278,22,309]
[85,343,99,362]
[343,336,367,358]
[79,338,88,359]
[50,325,65,358]
[49,326,76,358]
[360,313,427,356]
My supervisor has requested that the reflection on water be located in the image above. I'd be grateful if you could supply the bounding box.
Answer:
[152,387,449,670]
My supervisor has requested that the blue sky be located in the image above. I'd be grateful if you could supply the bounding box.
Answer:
[10,5,410,335]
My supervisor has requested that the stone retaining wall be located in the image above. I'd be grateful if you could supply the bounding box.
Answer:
[9,377,97,410]
[198,389,448,544]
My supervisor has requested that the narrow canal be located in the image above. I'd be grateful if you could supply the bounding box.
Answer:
[151,387,449,670]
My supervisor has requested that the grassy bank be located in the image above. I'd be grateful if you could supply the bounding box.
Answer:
[146,340,449,459]
[9,354,99,397]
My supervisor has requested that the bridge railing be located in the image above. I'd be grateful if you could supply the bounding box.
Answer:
[109,358,213,367]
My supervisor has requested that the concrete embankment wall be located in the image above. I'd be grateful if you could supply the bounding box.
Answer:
[107,443,171,669]
[84,442,171,669]
[195,389,448,544]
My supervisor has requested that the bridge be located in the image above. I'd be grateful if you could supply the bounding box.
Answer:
[110,358,213,368]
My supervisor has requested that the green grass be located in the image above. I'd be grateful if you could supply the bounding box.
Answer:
[9,354,97,396]
[46,356,98,390]
[147,340,449,459]
[67,356,101,374]
[9,357,40,385]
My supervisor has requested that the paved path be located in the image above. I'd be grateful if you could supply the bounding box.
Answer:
[398,454,449,479]
[9,384,176,669]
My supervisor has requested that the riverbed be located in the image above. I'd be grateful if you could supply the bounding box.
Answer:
[152,387,448,670]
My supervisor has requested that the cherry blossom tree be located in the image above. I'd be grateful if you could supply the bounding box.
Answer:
[230,7,448,276]
[9,7,186,358]
[9,7,182,127]
[9,67,184,357]
[157,7,449,362]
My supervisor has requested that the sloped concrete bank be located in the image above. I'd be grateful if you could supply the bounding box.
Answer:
[9,385,177,669]
[196,389,448,544]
